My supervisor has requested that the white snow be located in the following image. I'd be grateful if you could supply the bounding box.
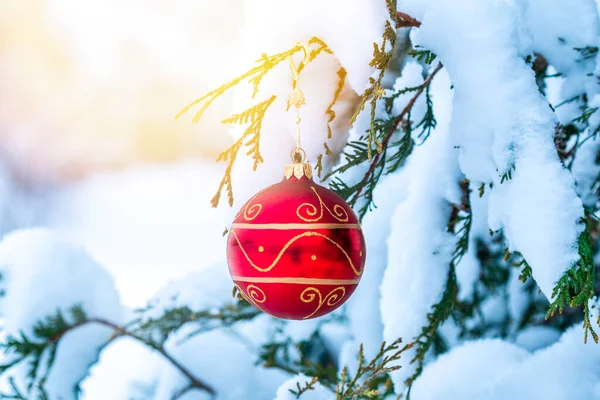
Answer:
[0,228,124,400]
[514,325,562,351]
[344,63,423,360]
[154,325,288,400]
[227,0,388,209]
[345,171,410,359]
[412,304,600,400]
[81,337,163,400]
[571,109,600,207]
[49,161,229,306]
[406,0,586,298]
[409,339,531,400]
[380,67,460,389]
[238,0,388,95]
[1,1,599,399]
[523,0,600,123]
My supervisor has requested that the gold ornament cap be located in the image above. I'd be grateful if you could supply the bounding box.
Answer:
[284,148,313,180]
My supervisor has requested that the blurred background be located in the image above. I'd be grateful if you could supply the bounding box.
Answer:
[0,0,244,305]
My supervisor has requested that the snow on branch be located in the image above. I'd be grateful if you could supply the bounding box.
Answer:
[404,0,599,342]
[0,229,266,399]
[327,62,443,219]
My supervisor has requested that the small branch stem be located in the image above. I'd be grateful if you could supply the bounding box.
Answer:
[351,62,443,204]
[396,12,422,28]
[50,318,217,398]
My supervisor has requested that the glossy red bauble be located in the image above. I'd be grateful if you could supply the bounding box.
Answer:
[226,163,366,320]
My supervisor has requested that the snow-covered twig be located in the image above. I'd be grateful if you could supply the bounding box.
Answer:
[45,315,217,398]
[395,12,421,28]
[349,62,443,209]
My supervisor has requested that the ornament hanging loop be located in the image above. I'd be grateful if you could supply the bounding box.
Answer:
[288,41,311,163]
[290,148,307,163]
[288,42,311,83]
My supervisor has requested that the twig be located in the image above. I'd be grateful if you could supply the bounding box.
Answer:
[396,12,421,28]
[50,318,217,398]
[351,63,443,204]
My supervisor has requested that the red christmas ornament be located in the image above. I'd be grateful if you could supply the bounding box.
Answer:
[226,159,366,320]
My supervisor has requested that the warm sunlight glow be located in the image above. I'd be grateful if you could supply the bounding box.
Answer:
[0,0,242,180]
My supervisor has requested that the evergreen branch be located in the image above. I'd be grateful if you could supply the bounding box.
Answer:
[312,67,348,180]
[330,338,413,400]
[0,301,262,399]
[177,38,333,209]
[0,377,28,399]
[86,319,217,397]
[408,47,436,65]
[288,376,319,398]
[260,334,411,399]
[348,21,398,161]
[176,37,330,123]
[554,104,600,170]
[518,257,533,283]
[406,181,471,388]
[211,95,276,207]
[546,224,598,344]
[413,85,436,141]
[386,0,400,24]
[344,62,443,218]
[326,67,348,139]
[406,260,458,388]
[574,45,599,60]
[259,332,338,386]
[1,308,217,398]
[345,340,413,400]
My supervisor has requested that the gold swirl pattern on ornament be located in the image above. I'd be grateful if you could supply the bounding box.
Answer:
[300,286,346,319]
[234,184,274,222]
[230,230,362,275]
[296,186,349,223]
[244,284,267,312]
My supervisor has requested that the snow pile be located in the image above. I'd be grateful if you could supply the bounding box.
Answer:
[380,67,460,388]
[344,63,425,360]
[523,0,600,122]
[514,325,562,351]
[81,262,296,399]
[344,172,410,359]
[403,0,586,298]
[155,325,288,400]
[411,301,600,400]
[81,337,163,400]
[572,134,600,207]
[138,262,234,322]
[144,264,289,399]
[0,228,124,399]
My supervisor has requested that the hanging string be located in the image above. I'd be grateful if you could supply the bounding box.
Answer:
[288,41,310,163]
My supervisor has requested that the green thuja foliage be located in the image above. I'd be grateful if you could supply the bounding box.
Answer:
[0,305,88,399]
[211,96,276,207]
[408,46,437,65]
[406,188,472,388]
[326,62,441,220]
[324,0,442,219]
[546,224,598,343]
[7,4,600,400]
[0,300,260,399]
[176,37,334,208]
